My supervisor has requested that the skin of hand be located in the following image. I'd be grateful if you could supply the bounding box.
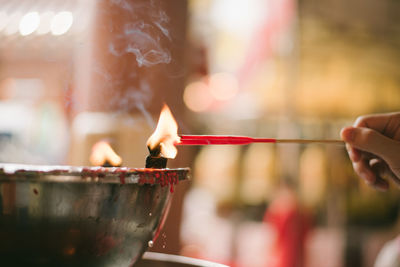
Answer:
[341,112,400,191]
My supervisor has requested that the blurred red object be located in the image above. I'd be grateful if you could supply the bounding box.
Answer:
[238,0,295,85]
[264,185,311,267]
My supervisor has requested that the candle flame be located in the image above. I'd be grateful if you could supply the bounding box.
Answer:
[90,141,122,166]
[147,104,180,159]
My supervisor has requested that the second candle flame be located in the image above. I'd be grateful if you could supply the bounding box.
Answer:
[90,141,122,166]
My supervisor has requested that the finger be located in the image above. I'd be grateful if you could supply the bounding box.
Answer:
[345,143,376,163]
[350,153,389,191]
[371,178,389,192]
[341,126,400,164]
[367,158,390,191]
[354,113,398,132]
[345,144,361,162]
[353,160,377,185]
[370,158,400,188]
[355,112,400,143]
[353,158,388,191]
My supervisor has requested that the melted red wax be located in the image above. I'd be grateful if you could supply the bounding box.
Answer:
[82,167,105,179]
[0,164,188,192]
[119,172,126,185]
[80,167,185,192]
[79,168,187,190]
[138,170,180,193]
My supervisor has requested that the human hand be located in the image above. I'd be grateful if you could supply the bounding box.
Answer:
[341,112,400,191]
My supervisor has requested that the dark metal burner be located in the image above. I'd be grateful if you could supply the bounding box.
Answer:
[0,163,190,267]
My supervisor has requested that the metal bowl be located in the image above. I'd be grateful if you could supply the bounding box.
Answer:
[0,163,190,266]
[137,252,229,267]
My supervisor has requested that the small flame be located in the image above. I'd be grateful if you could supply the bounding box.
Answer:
[146,104,180,159]
[90,141,122,166]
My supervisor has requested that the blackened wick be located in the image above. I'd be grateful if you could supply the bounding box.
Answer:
[145,145,167,168]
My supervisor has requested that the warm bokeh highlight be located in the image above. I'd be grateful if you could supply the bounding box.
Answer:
[89,140,122,166]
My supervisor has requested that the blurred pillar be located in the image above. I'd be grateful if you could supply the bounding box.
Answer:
[71,0,189,255]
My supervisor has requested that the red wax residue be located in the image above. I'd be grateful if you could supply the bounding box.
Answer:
[135,169,188,193]
[138,172,147,185]
[119,173,126,184]
[0,164,189,193]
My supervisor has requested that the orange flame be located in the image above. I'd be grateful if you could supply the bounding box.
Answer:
[146,104,180,159]
[90,141,122,166]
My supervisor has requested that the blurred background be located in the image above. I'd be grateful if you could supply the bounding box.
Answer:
[0,0,400,266]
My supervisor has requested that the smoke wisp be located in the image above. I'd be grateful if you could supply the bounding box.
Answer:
[108,0,172,67]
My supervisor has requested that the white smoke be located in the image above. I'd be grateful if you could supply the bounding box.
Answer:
[88,0,178,126]
[107,80,155,127]
[108,0,172,67]
[110,0,134,13]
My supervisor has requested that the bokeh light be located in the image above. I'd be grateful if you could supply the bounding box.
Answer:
[209,72,239,101]
[183,81,213,112]
[19,12,40,36]
[50,11,73,36]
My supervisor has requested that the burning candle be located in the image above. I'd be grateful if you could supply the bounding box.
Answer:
[146,104,180,168]
[90,141,122,167]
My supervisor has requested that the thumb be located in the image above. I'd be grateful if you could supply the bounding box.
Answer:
[341,126,400,164]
